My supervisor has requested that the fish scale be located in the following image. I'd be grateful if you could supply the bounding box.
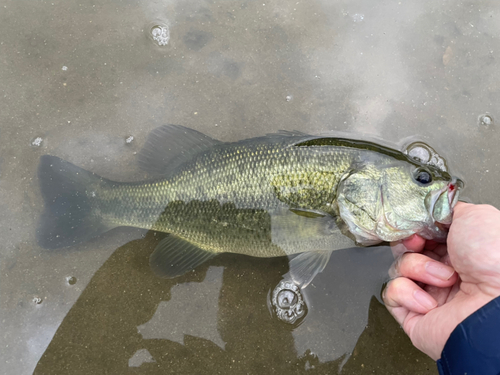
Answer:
[106,145,339,213]
[95,142,357,257]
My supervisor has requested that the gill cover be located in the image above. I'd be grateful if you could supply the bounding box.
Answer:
[336,167,385,245]
[336,164,448,244]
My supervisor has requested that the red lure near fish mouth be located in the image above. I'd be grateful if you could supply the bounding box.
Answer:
[447,178,463,205]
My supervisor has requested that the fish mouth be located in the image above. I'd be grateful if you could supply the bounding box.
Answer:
[447,178,463,207]
[428,177,463,225]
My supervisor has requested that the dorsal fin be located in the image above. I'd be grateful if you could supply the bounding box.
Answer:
[138,125,222,177]
[293,137,416,163]
[265,130,310,138]
[230,129,313,149]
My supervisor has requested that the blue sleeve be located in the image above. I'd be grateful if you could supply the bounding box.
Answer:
[437,295,500,375]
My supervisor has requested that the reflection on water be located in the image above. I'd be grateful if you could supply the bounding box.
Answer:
[129,349,156,368]
[404,142,448,172]
[149,22,171,47]
[271,279,307,325]
[479,114,494,127]
[138,266,226,349]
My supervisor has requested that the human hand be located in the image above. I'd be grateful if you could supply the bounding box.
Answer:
[383,202,500,360]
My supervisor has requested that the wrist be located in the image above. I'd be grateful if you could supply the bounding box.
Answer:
[437,296,500,374]
[430,288,499,360]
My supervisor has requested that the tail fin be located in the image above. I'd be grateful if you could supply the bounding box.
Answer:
[37,155,114,249]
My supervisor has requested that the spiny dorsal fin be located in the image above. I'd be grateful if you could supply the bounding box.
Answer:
[149,235,216,278]
[138,125,221,177]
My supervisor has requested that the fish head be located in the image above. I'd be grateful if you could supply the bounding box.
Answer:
[337,161,463,245]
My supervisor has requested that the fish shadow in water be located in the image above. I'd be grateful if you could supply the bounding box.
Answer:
[33,232,433,375]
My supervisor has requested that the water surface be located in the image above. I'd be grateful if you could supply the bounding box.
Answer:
[1,0,499,374]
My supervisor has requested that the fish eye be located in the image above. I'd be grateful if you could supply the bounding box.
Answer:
[414,168,433,185]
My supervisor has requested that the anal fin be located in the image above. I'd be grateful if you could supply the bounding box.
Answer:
[149,235,216,278]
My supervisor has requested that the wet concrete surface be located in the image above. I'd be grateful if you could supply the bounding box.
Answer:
[1,0,500,374]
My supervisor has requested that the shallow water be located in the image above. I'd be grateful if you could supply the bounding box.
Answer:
[1,0,499,374]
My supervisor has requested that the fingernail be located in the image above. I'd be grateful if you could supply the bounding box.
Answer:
[425,261,455,280]
[381,283,388,300]
[413,290,437,310]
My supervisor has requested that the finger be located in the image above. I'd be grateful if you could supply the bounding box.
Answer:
[390,234,426,258]
[424,284,453,307]
[424,240,439,251]
[382,280,412,328]
[441,254,452,267]
[384,277,438,316]
[445,279,461,303]
[452,201,473,219]
[385,304,413,330]
[422,250,440,261]
[402,234,426,252]
[422,245,448,262]
[432,244,448,257]
[389,253,457,287]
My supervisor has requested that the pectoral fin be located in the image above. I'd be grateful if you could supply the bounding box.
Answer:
[270,209,355,255]
[149,235,216,278]
[288,250,332,288]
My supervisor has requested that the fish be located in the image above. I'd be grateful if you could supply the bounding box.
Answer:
[37,126,463,287]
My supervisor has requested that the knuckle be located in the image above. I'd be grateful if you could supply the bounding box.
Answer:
[384,277,404,300]
[389,276,406,290]
[389,252,413,278]
[383,277,411,308]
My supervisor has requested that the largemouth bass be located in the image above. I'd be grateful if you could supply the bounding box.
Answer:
[38,126,462,286]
